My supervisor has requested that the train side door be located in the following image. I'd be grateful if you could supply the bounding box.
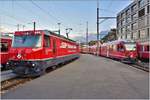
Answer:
[118,43,125,58]
[52,39,57,58]
[106,45,109,57]
[43,35,51,58]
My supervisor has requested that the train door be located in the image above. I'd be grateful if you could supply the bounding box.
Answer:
[43,35,51,58]
[106,45,109,57]
[52,39,57,58]
[117,43,125,59]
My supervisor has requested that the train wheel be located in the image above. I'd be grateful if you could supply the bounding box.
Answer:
[52,65,57,70]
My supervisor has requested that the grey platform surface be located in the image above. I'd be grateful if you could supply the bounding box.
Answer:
[2,54,149,99]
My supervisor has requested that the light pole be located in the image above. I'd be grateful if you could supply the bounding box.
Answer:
[66,28,72,38]
[97,0,100,56]
[58,23,61,35]
[22,25,25,31]
[86,21,89,52]
[16,24,20,31]
[28,21,36,31]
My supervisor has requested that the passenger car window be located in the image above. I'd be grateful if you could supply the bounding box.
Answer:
[118,45,125,52]
[44,35,50,47]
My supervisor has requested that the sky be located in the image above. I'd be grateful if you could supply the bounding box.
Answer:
[0,0,133,40]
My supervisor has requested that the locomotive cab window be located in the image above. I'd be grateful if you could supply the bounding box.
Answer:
[124,43,136,51]
[13,34,42,48]
[118,45,125,52]
[0,42,9,52]
[44,35,50,47]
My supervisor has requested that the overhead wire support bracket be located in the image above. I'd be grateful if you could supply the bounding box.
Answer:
[99,17,116,19]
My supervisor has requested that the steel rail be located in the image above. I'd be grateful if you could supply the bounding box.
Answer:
[1,70,18,82]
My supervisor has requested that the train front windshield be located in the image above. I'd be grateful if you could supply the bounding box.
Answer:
[124,43,136,51]
[12,35,42,48]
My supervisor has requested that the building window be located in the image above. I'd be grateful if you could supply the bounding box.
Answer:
[133,31,137,39]
[121,35,122,39]
[131,22,137,30]
[126,25,130,32]
[126,9,130,16]
[147,28,149,37]
[148,5,149,13]
[140,29,146,38]
[131,32,133,39]
[138,0,145,8]
[131,4,137,13]
[121,13,125,19]
[121,19,125,26]
[125,33,127,39]
[117,15,120,22]
[138,8,145,17]
[126,33,130,39]
[131,13,138,21]
[126,17,131,23]
[138,30,141,39]
[122,27,125,34]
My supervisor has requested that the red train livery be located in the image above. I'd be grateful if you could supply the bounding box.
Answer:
[89,45,97,55]
[83,40,137,63]
[80,45,89,54]
[136,41,149,62]
[99,40,137,63]
[6,30,80,77]
[0,35,12,69]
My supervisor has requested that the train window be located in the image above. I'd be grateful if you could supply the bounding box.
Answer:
[124,43,136,51]
[13,35,42,48]
[118,45,125,52]
[44,35,50,47]
[146,45,149,51]
[113,45,116,51]
[0,42,8,52]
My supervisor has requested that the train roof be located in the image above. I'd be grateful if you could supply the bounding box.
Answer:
[44,30,76,43]
[15,30,76,43]
[102,39,135,46]
[0,33,13,40]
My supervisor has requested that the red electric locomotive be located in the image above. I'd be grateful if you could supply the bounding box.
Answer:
[99,40,137,63]
[6,30,80,77]
[136,41,149,62]
[0,34,12,69]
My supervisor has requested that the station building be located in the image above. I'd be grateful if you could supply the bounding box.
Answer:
[117,0,150,43]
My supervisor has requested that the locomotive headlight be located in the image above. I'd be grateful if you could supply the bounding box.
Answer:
[17,54,22,59]
[32,63,36,67]
[130,54,134,58]
[6,62,9,65]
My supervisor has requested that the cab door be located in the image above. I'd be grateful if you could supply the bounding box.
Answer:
[52,39,57,58]
[43,35,51,58]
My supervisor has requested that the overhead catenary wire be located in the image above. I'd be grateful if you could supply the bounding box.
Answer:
[15,1,51,29]
[30,0,67,29]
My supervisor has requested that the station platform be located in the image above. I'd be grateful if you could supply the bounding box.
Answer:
[2,54,149,99]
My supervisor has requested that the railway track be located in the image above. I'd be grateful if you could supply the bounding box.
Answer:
[1,70,18,82]
[0,70,28,94]
[132,62,149,72]
[1,59,77,94]
[1,77,33,94]
[96,55,149,72]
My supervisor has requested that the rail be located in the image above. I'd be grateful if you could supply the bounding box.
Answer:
[1,70,18,82]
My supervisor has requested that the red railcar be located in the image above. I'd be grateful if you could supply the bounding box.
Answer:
[80,45,89,54]
[99,40,137,63]
[136,41,149,62]
[89,45,97,55]
[0,35,12,69]
[6,30,80,77]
